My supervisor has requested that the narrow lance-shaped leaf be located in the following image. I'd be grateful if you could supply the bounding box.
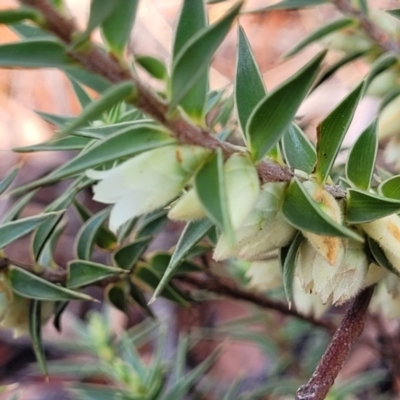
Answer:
[387,9,400,20]
[68,260,125,289]
[135,56,167,80]
[35,111,74,127]
[10,22,51,40]
[346,189,400,223]
[365,52,398,91]
[0,7,43,24]
[235,25,267,144]
[315,82,364,184]
[37,219,67,268]
[194,149,233,242]
[0,212,62,249]
[0,39,72,68]
[0,164,21,195]
[113,236,153,271]
[172,0,208,123]
[9,266,95,301]
[281,232,303,305]
[282,178,362,241]
[11,125,174,194]
[1,191,36,223]
[69,78,93,109]
[247,51,325,162]
[282,124,316,173]
[14,136,92,153]
[150,218,213,304]
[170,1,242,111]
[29,300,47,376]
[101,0,139,56]
[367,237,400,277]
[61,81,136,135]
[284,18,355,58]
[244,0,328,12]
[346,119,378,190]
[379,176,400,199]
[65,67,111,93]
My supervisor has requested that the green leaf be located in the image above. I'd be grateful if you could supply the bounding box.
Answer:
[65,67,111,93]
[134,264,190,306]
[0,164,20,195]
[150,219,213,303]
[284,18,355,58]
[53,301,69,332]
[60,81,136,136]
[387,9,400,20]
[14,136,92,152]
[282,178,362,241]
[13,125,173,193]
[0,39,72,68]
[282,124,316,173]
[29,300,47,376]
[69,78,93,109]
[0,7,42,24]
[281,232,303,304]
[128,281,154,317]
[235,25,266,143]
[37,219,67,268]
[10,22,51,40]
[247,51,325,162]
[315,82,364,183]
[113,236,152,271]
[194,149,233,241]
[68,260,124,289]
[312,51,366,90]
[365,52,398,91]
[135,56,167,80]
[379,176,400,199]
[346,120,377,190]
[107,283,128,313]
[245,0,327,11]
[9,266,94,301]
[84,0,117,39]
[367,237,400,277]
[101,0,139,56]
[35,111,74,127]
[346,189,400,223]
[150,253,201,275]
[74,208,112,260]
[1,191,36,223]
[31,189,76,261]
[172,0,208,123]
[0,213,61,249]
[136,209,169,238]
[170,1,242,111]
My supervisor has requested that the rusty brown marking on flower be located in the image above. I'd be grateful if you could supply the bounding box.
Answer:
[323,236,342,265]
[388,220,400,242]
[175,148,183,163]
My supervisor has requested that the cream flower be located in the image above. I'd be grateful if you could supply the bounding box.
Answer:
[87,145,211,232]
[245,257,283,291]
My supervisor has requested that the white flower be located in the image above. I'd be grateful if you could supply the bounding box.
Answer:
[213,182,296,260]
[168,188,207,221]
[87,145,211,232]
[245,257,283,291]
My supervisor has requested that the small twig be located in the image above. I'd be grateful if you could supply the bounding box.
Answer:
[175,273,335,331]
[332,0,400,55]
[295,286,374,400]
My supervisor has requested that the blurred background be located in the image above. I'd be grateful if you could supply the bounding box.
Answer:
[0,0,399,399]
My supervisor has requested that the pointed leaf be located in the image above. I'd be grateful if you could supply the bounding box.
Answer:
[194,149,233,241]
[69,78,93,109]
[128,281,154,317]
[346,189,400,223]
[14,136,92,152]
[0,164,20,195]
[53,301,69,332]
[379,176,400,199]
[246,0,327,11]
[113,236,152,271]
[346,119,377,190]
[315,82,364,183]
[74,208,112,260]
[37,219,67,268]
[60,81,136,135]
[135,56,167,80]
[65,67,111,93]
[387,9,400,20]
[68,260,124,289]
[9,266,94,301]
[136,209,169,238]
[172,0,208,122]
[10,22,51,40]
[284,18,355,58]
[282,124,316,173]
[1,191,36,223]
[13,125,173,193]
[282,232,303,304]
[170,2,242,111]
[101,0,139,56]
[367,236,400,277]
[35,111,74,127]
[0,7,42,24]
[235,25,266,143]
[247,51,325,162]
[85,0,117,38]
[0,212,61,249]
[0,39,72,68]
[150,218,213,303]
[282,178,362,240]
[29,300,47,376]
[365,52,398,91]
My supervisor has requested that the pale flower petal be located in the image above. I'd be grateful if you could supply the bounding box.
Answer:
[168,189,207,221]
[246,257,282,291]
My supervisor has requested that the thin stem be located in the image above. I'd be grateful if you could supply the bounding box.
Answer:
[295,286,374,400]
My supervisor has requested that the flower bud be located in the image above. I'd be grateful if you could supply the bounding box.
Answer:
[245,258,282,291]
[213,182,296,260]
[363,263,387,287]
[370,278,400,319]
[87,145,211,232]
[302,181,344,265]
